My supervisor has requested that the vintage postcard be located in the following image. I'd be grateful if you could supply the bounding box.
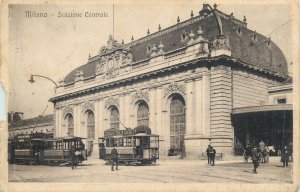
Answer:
[0,0,299,191]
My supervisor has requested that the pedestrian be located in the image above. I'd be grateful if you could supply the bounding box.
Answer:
[281,146,289,167]
[243,144,251,163]
[251,146,260,174]
[209,146,216,166]
[263,146,270,163]
[206,145,211,165]
[111,146,119,171]
[70,145,77,170]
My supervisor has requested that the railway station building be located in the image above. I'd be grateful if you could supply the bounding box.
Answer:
[49,4,292,159]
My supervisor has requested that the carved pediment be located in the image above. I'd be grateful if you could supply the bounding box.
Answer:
[211,34,231,51]
[63,106,74,117]
[82,101,95,113]
[96,35,133,79]
[74,70,84,82]
[105,96,119,109]
[131,90,149,104]
[164,82,186,98]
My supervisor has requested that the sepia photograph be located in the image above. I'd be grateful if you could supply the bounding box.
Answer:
[0,0,299,191]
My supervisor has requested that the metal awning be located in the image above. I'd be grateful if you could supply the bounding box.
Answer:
[232,104,293,114]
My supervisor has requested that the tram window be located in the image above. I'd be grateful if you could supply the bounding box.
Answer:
[118,138,124,146]
[150,137,158,148]
[142,137,150,148]
[127,138,132,146]
[135,138,140,146]
[56,141,62,149]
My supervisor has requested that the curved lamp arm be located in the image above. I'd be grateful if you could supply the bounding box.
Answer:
[28,74,58,88]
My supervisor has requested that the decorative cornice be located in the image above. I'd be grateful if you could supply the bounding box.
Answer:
[50,55,288,103]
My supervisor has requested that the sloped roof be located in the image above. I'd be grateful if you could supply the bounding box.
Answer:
[9,114,54,129]
[64,6,288,84]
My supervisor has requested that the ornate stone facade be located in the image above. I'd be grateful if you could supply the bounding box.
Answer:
[51,5,289,160]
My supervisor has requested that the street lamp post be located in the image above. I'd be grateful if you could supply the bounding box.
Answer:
[28,74,58,90]
[28,74,57,133]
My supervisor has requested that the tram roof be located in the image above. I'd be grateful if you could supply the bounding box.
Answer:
[232,104,292,115]
[99,133,159,139]
[46,136,86,141]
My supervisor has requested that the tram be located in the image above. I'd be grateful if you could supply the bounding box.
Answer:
[12,133,48,164]
[43,136,87,164]
[9,133,87,165]
[99,126,159,165]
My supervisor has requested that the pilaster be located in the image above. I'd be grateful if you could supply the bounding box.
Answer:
[149,87,156,133]
[185,79,194,135]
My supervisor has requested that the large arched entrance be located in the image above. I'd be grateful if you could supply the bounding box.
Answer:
[169,94,186,153]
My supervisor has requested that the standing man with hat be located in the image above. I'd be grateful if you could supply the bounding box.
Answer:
[251,145,260,173]
[206,145,211,165]
[111,146,119,171]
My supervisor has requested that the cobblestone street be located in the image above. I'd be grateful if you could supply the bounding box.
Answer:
[8,156,292,183]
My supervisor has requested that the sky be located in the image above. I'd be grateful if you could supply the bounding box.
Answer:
[0,83,5,120]
[7,1,293,119]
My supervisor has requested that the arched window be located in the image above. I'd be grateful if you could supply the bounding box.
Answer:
[170,95,185,151]
[137,101,149,126]
[87,111,95,139]
[66,114,74,136]
[110,106,120,129]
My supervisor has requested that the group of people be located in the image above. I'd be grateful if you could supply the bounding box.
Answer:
[206,145,216,166]
[243,144,270,164]
[243,143,291,174]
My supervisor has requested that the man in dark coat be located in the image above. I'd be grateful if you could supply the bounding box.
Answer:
[206,145,211,165]
[251,146,260,173]
[209,146,216,166]
[281,146,289,167]
[70,145,77,170]
[111,146,119,171]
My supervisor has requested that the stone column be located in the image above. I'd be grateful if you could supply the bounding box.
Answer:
[124,93,131,128]
[202,69,210,136]
[156,86,165,155]
[92,99,100,159]
[98,99,105,137]
[149,88,156,133]
[119,94,125,129]
[195,78,203,134]
[185,79,194,135]
[55,108,61,137]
